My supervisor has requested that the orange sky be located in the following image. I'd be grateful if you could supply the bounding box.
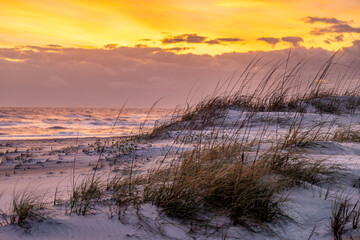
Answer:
[1,0,360,107]
[1,0,360,54]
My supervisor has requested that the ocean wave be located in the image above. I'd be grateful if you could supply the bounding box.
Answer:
[0,121,26,126]
[49,126,68,130]
[0,107,168,140]
[43,119,60,124]
[58,131,78,136]
[88,121,112,126]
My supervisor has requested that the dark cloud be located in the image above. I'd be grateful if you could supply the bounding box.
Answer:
[161,34,243,45]
[281,36,303,47]
[166,47,192,52]
[304,16,346,24]
[205,39,221,45]
[305,16,360,36]
[335,35,344,42]
[47,44,63,48]
[216,38,243,42]
[162,34,206,44]
[135,44,148,48]
[186,34,207,43]
[352,40,360,47]
[103,44,118,49]
[0,42,359,108]
[257,37,280,46]
[162,36,186,44]
[311,23,360,35]
[257,36,303,47]
[324,35,344,44]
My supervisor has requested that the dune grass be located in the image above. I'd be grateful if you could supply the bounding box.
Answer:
[0,188,48,228]
[136,54,356,230]
[1,53,359,237]
[330,196,360,240]
[62,53,356,230]
[333,128,360,143]
[143,126,335,229]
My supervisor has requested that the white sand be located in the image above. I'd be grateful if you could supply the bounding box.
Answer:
[1,110,360,239]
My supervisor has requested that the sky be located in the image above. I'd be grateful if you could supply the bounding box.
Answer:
[1,0,360,107]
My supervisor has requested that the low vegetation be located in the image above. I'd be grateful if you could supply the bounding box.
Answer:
[0,188,47,228]
[330,196,360,240]
[333,128,360,143]
[1,54,360,238]
[67,176,104,215]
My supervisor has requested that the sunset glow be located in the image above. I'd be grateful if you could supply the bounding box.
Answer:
[1,0,360,54]
[1,0,360,108]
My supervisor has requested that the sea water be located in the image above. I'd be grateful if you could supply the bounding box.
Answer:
[0,107,170,140]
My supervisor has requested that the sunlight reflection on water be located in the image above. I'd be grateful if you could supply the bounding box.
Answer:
[0,107,170,140]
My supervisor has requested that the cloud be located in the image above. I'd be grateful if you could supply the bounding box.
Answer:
[104,44,119,49]
[216,38,243,42]
[46,44,63,48]
[205,39,221,45]
[305,16,360,36]
[311,23,360,35]
[135,44,148,48]
[324,35,344,44]
[161,34,243,45]
[258,36,303,47]
[0,42,359,107]
[304,16,346,24]
[162,34,206,44]
[281,36,303,47]
[165,47,192,52]
[257,37,280,46]
[335,35,344,42]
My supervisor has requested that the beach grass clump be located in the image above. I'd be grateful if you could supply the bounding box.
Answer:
[65,56,344,228]
[106,175,142,219]
[141,72,339,229]
[330,196,360,240]
[333,128,360,143]
[1,189,47,228]
[143,147,282,227]
[263,151,334,187]
[143,132,332,229]
[142,54,360,141]
[309,96,341,114]
[68,176,104,215]
[303,94,360,115]
[49,54,360,235]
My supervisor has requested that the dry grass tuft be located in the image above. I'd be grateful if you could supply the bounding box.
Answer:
[67,176,104,215]
[330,196,360,240]
[333,128,360,143]
[1,188,48,228]
[144,136,332,229]
[106,175,142,219]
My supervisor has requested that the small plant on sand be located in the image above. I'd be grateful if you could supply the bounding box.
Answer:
[67,176,104,215]
[1,188,47,228]
[106,175,142,219]
[333,128,360,143]
[330,196,360,240]
[110,140,137,158]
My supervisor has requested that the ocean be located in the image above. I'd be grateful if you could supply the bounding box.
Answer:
[0,107,170,140]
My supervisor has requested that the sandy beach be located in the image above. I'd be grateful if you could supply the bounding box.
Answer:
[1,98,360,239]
